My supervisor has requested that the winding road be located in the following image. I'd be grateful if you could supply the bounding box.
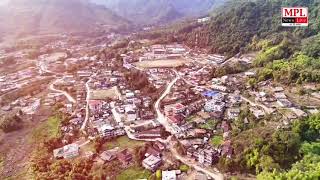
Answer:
[111,107,168,143]
[154,76,179,134]
[153,74,224,180]
[170,143,224,180]
[80,78,92,131]
[49,80,76,103]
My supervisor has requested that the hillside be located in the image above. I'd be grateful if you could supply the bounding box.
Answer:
[143,0,319,57]
[135,2,320,177]
[0,0,129,38]
[90,0,225,25]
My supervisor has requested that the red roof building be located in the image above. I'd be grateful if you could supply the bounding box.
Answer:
[167,114,185,125]
[89,100,103,111]
[164,103,186,116]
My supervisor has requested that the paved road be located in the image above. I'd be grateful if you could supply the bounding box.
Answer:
[111,107,168,143]
[79,140,90,147]
[38,61,59,75]
[154,74,224,180]
[154,76,179,134]
[49,80,76,103]
[170,142,224,180]
[80,78,92,131]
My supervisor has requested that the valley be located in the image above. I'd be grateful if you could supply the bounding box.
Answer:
[0,0,319,180]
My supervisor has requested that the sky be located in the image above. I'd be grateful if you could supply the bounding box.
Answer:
[0,0,104,6]
[0,0,9,6]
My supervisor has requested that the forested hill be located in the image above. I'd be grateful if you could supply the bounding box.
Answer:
[186,0,319,56]
[138,3,320,178]
[141,0,320,85]
[142,0,319,57]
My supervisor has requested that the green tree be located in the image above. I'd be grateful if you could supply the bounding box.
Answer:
[156,169,162,180]
[0,114,23,133]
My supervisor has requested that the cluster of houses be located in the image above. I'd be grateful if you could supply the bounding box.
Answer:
[95,141,166,172]
[0,67,40,95]
[157,75,241,166]
[248,83,311,124]
[33,38,319,179]
[146,68,175,89]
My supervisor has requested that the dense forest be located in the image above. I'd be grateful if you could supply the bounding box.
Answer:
[217,113,320,179]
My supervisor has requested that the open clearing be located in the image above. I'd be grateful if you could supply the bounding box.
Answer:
[44,52,67,62]
[90,86,120,100]
[103,136,145,150]
[0,108,52,179]
[116,165,151,180]
[135,59,189,69]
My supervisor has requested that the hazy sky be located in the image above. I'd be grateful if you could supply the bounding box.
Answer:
[0,0,9,6]
[0,0,103,6]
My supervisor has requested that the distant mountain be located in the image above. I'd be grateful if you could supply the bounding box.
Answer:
[90,0,225,25]
[0,0,129,38]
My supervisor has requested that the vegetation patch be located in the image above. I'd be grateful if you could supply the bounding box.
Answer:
[179,164,190,172]
[103,136,145,150]
[198,119,217,129]
[31,115,61,143]
[186,115,196,122]
[116,165,151,180]
[0,113,23,133]
[217,113,320,179]
[210,136,223,147]
[0,155,3,173]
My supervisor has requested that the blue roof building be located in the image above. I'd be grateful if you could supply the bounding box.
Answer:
[202,90,219,98]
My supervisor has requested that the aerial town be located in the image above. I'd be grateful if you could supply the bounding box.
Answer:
[0,0,319,179]
[0,30,319,180]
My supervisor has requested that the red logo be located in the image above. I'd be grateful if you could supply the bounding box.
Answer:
[282,7,308,27]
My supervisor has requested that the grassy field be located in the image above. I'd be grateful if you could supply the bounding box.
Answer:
[186,115,196,122]
[210,136,223,147]
[90,87,120,100]
[31,116,61,142]
[103,136,145,150]
[198,119,217,129]
[116,166,151,180]
[135,59,188,69]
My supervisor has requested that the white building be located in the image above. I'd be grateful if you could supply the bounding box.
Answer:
[204,100,225,113]
[162,170,177,180]
[53,143,79,159]
[197,17,211,23]
[211,85,227,92]
[142,155,162,172]
[227,108,241,120]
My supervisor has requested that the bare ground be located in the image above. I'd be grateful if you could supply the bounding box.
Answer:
[0,109,51,179]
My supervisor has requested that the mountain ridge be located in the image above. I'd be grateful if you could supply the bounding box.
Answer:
[0,0,130,38]
[90,0,225,25]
